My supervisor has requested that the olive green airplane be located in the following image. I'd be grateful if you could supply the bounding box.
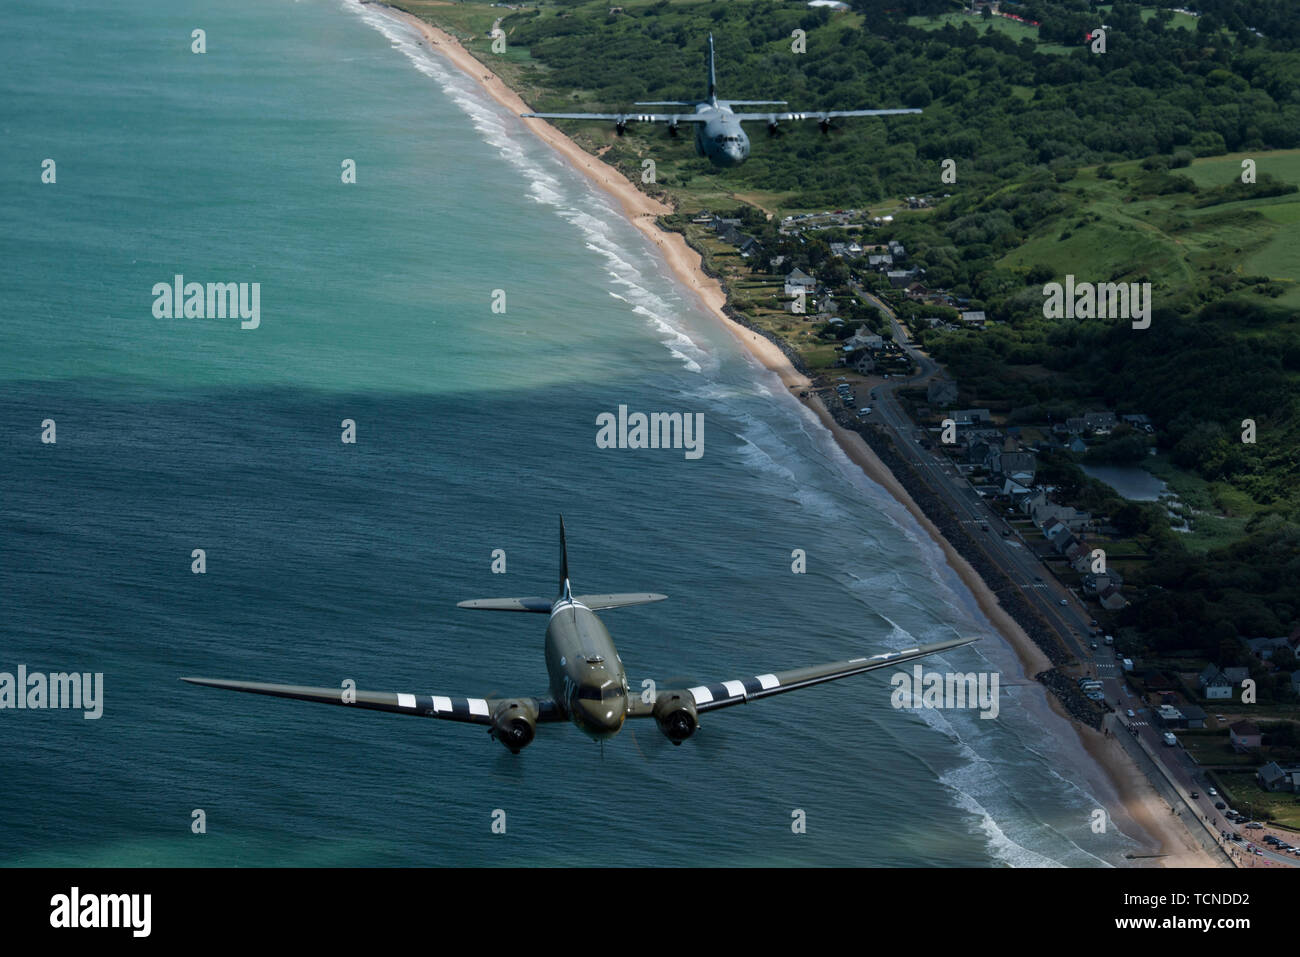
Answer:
[183,519,976,752]
[521,34,921,168]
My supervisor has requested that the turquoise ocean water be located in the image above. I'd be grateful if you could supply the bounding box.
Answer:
[1,0,1137,866]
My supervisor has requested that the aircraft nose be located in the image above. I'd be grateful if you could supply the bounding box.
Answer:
[577,695,626,737]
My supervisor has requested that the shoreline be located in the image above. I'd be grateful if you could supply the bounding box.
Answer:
[376,3,1218,868]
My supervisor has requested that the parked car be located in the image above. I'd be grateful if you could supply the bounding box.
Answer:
[1126,709,1136,718]
[1207,787,1217,796]
[1215,802,1226,810]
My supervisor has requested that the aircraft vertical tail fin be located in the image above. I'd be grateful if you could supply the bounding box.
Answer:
[559,515,571,600]
[707,34,717,104]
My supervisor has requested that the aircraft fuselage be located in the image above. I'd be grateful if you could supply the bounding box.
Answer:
[544,592,629,739]
[693,104,750,167]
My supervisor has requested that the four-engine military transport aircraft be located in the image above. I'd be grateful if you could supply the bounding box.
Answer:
[183,519,976,752]
[521,34,921,168]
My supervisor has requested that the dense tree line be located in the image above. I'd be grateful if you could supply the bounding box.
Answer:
[504,0,1300,208]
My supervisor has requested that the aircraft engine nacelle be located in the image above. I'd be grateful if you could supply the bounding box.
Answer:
[615,120,627,137]
[490,698,538,754]
[652,692,698,745]
[668,122,679,138]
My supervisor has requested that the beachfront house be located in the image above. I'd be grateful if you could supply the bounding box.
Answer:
[783,268,817,298]
[1001,479,1033,503]
[1229,720,1262,752]
[1257,761,1300,793]
[1198,666,1233,700]
[1098,583,1127,611]
[1027,498,1091,533]
[844,328,884,352]
[1224,666,1250,684]
[991,450,1037,485]
[1084,411,1117,434]
[1157,705,1206,730]
[950,408,992,427]
[959,310,986,329]
[1241,636,1296,661]
[1083,570,1123,595]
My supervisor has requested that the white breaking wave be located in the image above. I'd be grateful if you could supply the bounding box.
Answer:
[342,0,715,376]
[341,0,1125,869]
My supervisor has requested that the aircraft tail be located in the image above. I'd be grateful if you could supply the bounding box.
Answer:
[456,517,667,613]
[559,514,570,599]
[706,34,717,103]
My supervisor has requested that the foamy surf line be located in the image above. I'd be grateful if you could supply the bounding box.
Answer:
[337,1,1211,868]
[343,0,713,375]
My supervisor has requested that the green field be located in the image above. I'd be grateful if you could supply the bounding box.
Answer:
[1216,772,1300,830]
[905,11,1072,54]
[998,151,1300,308]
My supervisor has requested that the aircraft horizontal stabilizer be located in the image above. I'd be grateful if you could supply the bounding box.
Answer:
[572,593,667,611]
[456,596,553,612]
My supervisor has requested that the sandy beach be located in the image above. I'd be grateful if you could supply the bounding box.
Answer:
[378,3,1220,867]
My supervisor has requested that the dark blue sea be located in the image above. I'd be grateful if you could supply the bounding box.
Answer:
[0,0,1136,866]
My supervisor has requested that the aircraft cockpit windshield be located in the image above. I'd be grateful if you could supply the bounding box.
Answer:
[578,683,625,701]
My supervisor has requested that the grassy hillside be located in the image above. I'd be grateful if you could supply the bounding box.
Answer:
[998,150,1300,308]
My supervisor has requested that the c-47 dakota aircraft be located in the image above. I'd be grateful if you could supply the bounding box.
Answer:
[521,34,921,168]
[184,520,976,753]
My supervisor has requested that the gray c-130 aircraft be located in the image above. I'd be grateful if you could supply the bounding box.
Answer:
[521,34,921,168]
[183,519,976,753]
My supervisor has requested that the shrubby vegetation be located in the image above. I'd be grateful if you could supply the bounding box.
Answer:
[497,0,1300,207]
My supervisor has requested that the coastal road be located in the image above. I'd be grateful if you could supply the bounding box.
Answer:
[854,284,1299,867]
[852,287,1095,663]
[1109,693,1299,868]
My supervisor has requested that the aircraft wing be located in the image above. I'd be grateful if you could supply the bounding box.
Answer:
[181,677,564,724]
[627,635,977,716]
[457,596,553,612]
[572,593,667,611]
[521,112,709,124]
[730,108,922,123]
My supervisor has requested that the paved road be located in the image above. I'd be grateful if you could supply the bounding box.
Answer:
[852,283,1298,868]
[852,286,1095,663]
